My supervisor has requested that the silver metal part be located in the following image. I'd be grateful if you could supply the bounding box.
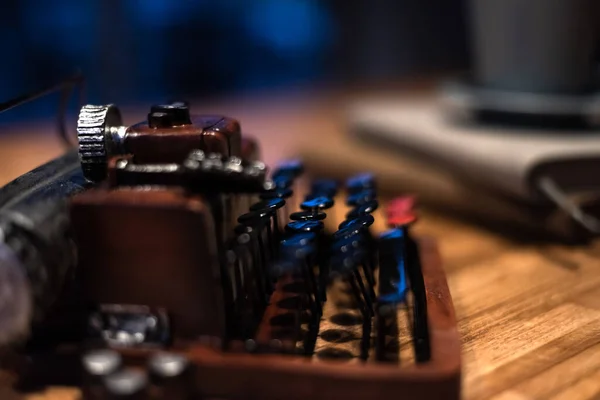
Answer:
[88,304,170,348]
[104,369,148,396]
[82,349,122,376]
[149,352,189,377]
[77,104,125,182]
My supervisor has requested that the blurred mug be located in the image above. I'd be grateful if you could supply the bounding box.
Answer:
[468,0,600,94]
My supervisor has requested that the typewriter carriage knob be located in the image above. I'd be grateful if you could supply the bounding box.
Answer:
[77,104,126,182]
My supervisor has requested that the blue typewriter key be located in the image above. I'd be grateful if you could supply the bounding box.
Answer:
[310,179,338,198]
[274,159,304,177]
[346,173,375,193]
[273,174,293,189]
[285,220,324,233]
[338,214,375,230]
[290,211,326,221]
[300,196,334,212]
[345,200,379,219]
[346,189,376,207]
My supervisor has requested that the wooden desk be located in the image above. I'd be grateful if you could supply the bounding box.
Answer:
[1,87,600,400]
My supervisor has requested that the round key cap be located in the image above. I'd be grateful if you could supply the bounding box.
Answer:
[260,187,293,200]
[346,189,376,207]
[285,220,324,233]
[345,200,379,219]
[300,196,334,211]
[238,210,269,225]
[250,198,286,212]
[338,214,375,230]
[333,215,375,240]
[290,211,327,221]
[346,173,375,193]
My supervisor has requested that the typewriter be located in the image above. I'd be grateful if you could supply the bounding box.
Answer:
[0,78,460,400]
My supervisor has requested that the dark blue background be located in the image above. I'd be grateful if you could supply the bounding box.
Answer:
[0,0,468,122]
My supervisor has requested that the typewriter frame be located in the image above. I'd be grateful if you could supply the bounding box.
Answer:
[110,237,460,400]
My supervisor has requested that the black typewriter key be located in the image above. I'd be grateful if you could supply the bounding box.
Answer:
[281,242,321,317]
[285,220,324,233]
[250,198,286,212]
[237,212,273,291]
[334,214,375,240]
[251,198,285,225]
[346,173,375,194]
[338,214,375,230]
[345,199,379,219]
[250,198,285,256]
[260,189,293,229]
[260,187,293,200]
[148,352,193,400]
[82,349,122,400]
[238,231,269,304]
[300,196,334,213]
[103,369,148,399]
[290,210,326,221]
[236,234,267,309]
[346,189,376,207]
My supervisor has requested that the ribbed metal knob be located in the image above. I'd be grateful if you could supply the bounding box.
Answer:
[77,104,124,182]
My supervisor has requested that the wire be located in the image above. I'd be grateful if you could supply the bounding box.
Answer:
[0,72,85,148]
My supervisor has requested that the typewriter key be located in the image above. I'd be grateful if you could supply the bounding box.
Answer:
[260,187,293,200]
[300,196,334,213]
[334,215,375,240]
[346,189,377,207]
[345,199,379,219]
[346,173,375,194]
[251,198,286,254]
[285,220,325,233]
[290,210,326,221]
[309,179,338,198]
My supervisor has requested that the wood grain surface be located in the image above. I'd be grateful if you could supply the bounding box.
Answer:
[1,84,600,399]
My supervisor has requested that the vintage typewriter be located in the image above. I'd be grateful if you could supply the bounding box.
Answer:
[0,77,460,399]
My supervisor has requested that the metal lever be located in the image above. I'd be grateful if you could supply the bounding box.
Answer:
[537,176,600,234]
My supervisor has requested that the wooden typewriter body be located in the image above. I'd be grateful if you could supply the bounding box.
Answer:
[1,102,460,399]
